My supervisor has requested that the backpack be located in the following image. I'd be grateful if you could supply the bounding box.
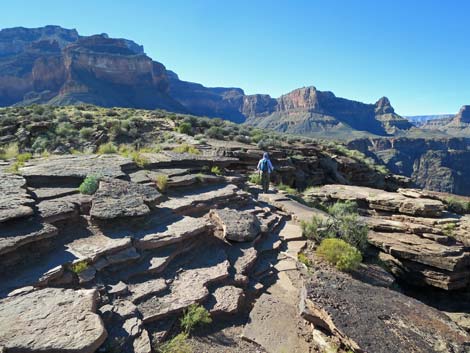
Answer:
[260,159,269,172]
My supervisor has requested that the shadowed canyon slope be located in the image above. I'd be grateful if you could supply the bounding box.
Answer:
[0,25,412,136]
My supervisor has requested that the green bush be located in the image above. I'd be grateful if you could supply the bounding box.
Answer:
[156,333,192,353]
[97,142,117,154]
[55,122,76,138]
[301,201,368,253]
[70,260,89,274]
[180,304,212,334]
[79,175,99,195]
[177,122,193,135]
[172,144,200,155]
[205,126,224,139]
[297,253,311,267]
[16,152,32,163]
[156,174,168,192]
[277,182,298,195]
[316,238,362,272]
[79,127,94,140]
[0,142,19,160]
[248,172,262,185]
[445,197,470,214]
[442,222,457,237]
[210,166,222,176]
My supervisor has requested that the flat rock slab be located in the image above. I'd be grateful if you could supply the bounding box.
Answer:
[259,192,327,223]
[279,222,304,241]
[91,178,163,220]
[31,187,78,201]
[0,173,34,222]
[37,194,91,223]
[242,293,310,353]
[20,154,134,187]
[160,184,242,215]
[210,208,261,242]
[0,219,58,256]
[301,264,470,353]
[207,286,244,315]
[136,216,210,249]
[130,278,168,303]
[140,151,238,168]
[0,288,106,353]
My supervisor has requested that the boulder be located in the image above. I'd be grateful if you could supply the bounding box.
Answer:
[210,208,261,242]
[207,286,244,315]
[90,178,163,220]
[0,288,107,353]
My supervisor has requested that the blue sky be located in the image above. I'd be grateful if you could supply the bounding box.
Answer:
[2,0,469,115]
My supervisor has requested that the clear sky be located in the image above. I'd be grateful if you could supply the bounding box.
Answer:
[2,0,469,115]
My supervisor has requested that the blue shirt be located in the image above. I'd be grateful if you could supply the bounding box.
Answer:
[257,158,274,173]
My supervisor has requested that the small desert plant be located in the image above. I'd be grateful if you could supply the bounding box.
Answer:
[156,333,192,353]
[180,304,212,335]
[297,252,311,267]
[172,144,200,155]
[248,172,262,185]
[156,174,168,192]
[79,175,100,195]
[277,182,298,195]
[210,166,222,176]
[316,238,362,272]
[16,152,32,163]
[97,142,117,154]
[0,142,19,160]
[442,222,457,237]
[70,260,89,274]
[79,127,94,140]
[445,197,470,215]
[131,151,149,168]
[301,216,332,243]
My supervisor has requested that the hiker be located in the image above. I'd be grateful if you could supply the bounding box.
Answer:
[257,152,274,193]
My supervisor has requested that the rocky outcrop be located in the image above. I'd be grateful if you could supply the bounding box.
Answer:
[210,208,261,242]
[300,262,470,353]
[305,184,470,290]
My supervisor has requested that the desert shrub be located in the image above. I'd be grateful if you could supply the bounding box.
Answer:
[32,135,51,153]
[210,166,222,176]
[277,182,298,195]
[156,175,168,192]
[105,109,119,117]
[79,127,94,140]
[0,142,19,160]
[297,252,312,267]
[301,201,368,253]
[172,144,200,155]
[79,175,99,195]
[97,142,117,154]
[248,172,262,185]
[316,238,362,272]
[156,333,192,353]
[177,122,193,135]
[301,216,331,243]
[234,134,251,144]
[70,260,89,274]
[205,126,224,140]
[16,152,32,163]
[0,115,17,126]
[442,222,457,237]
[55,122,76,138]
[445,197,470,214]
[180,304,212,334]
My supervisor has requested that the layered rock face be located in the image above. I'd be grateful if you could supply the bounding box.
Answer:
[348,137,470,195]
[305,184,470,290]
[0,26,184,111]
[0,25,413,137]
[244,88,413,137]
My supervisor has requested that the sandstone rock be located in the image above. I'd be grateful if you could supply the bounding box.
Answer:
[106,247,140,265]
[207,286,244,315]
[91,178,162,220]
[130,278,168,303]
[0,288,106,352]
[107,281,129,296]
[210,208,261,242]
[301,264,470,353]
[0,173,34,222]
[0,219,58,256]
[31,187,77,201]
[37,193,91,223]
[20,154,134,187]
[138,250,230,322]
[136,216,210,250]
